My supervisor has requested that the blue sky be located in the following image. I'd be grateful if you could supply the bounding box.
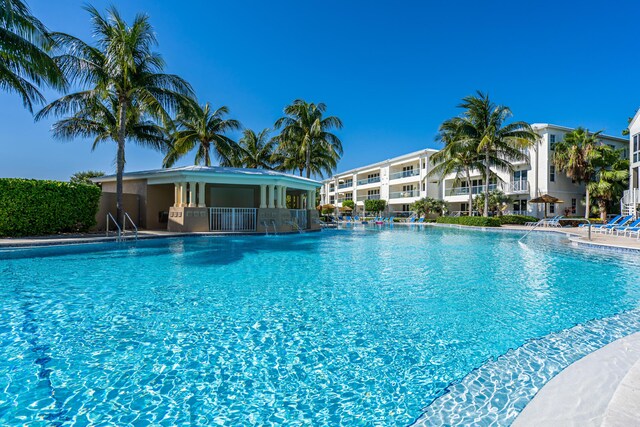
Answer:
[1,0,638,180]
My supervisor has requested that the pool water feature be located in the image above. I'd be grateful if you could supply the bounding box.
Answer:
[1,226,639,425]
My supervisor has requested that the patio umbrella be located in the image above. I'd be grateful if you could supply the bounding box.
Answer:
[339,206,353,212]
[529,194,564,218]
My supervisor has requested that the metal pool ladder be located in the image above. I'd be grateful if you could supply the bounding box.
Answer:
[106,212,122,242]
[123,212,138,241]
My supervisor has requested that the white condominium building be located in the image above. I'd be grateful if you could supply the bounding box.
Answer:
[321,124,628,218]
[624,111,640,218]
[442,124,627,217]
[319,149,440,216]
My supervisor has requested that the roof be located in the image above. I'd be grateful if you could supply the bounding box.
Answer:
[531,123,627,143]
[92,165,321,188]
[327,148,439,180]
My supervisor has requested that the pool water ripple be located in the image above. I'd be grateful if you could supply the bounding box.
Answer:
[0,227,639,425]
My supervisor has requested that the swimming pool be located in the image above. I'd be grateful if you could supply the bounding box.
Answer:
[1,226,639,425]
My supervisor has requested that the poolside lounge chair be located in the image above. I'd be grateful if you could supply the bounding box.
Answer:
[345,215,352,222]
[614,218,640,236]
[417,218,425,224]
[594,215,632,234]
[408,217,416,223]
[580,214,621,228]
[524,215,559,227]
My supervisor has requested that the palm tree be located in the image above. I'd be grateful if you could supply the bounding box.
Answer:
[587,146,629,220]
[0,0,65,111]
[274,99,343,178]
[454,91,537,217]
[36,6,193,225]
[430,119,485,216]
[553,128,603,219]
[235,128,276,169]
[163,102,241,168]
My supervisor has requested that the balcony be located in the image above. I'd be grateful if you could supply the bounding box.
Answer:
[448,184,497,196]
[357,194,381,201]
[338,181,353,189]
[389,169,420,180]
[357,176,381,185]
[337,197,353,203]
[389,190,420,199]
[506,180,529,194]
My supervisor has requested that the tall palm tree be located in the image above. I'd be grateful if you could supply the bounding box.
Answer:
[163,102,241,168]
[0,0,65,111]
[429,119,485,216]
[587,146,629,220]
[453,91,537,217]
[36,6,193,225]
[274,99,343,178]
[553,128,603,219]
[235,128,276,169]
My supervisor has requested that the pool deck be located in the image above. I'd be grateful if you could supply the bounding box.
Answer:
[513,333,640,426]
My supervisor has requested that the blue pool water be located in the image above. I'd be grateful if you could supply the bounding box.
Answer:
[1,226,639,426]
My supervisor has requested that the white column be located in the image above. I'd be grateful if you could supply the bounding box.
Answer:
[188,181,196,207]
[260,185,267,209]
[268,185,275,208]
[180,182,187,207]
[280,186,287,208]
[174,183,179,207]
[307,190,315,209]
[198,182,206,207]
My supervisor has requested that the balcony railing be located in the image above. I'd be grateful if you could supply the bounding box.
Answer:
[357,176,380,185]
[389,190,420,199]
[338,181,353,189]
[357,194,381,201]
[448,184,497,196]
[337,197,353,203]
[389,169,420,180]
[506,180,529,193]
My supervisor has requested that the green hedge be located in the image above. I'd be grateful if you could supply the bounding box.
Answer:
[497,214,539,225]
[0,178,102,237]
[436,216,501,227]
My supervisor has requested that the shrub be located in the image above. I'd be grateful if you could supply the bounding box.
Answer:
[0,178,102,237]
[342,199,355,210]
[436,216,501,227]
[364,199,386,213]
[497,214,538,225]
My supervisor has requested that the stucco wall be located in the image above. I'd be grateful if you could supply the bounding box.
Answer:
[146,184,174,229]
[95,193,140,231]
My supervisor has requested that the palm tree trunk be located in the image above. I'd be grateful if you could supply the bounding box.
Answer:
[585,187,590,219]
[465,168,473,216]
[484,150,490,217]
[116,100,127,226]
[305,143,311,179]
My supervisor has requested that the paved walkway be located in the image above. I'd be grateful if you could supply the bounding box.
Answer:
[514,333,640,426]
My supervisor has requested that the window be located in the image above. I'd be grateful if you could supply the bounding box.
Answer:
[367,173,379,179]
[571,198,577,214]
[402,165,414,177]
[329,196,335,204]
[634,134,640,163]
[422,182,426,191]
[461,203,468,212]
[513,199,527,214]
[345,193,353,201]
[402,204,410,211]
[549,165,556,182]
[329,183,335,191]
[549,203,556,214]
[513,170,528,181]
[367,189,379,199]
[402,184,414,192]
[549,134,557,151]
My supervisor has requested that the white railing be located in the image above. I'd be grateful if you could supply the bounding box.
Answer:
[338,181,353,189]
[357,177,381,185]
[357,194,381,201]
[506,181,529,193]
[289,209,308,229]
[448,184,497,196]
[209,208,257,232]
[389,190,420,199]
[622,189,640,205]
[389,169,420,180]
